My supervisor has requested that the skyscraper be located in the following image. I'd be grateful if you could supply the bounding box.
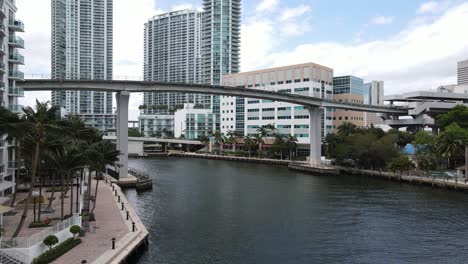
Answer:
[0,0,25,200]
[202,0,241,130]
[51,0,115,132]
[458,59,468,85]
[140,0,241,134]
[364,81,384,126]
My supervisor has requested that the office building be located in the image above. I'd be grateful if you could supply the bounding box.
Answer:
[51,0,115,133]
[139,114,174,138]
[332,76,365,130]
[0,0,25,201]
[364,81,384,126]
[458,59,468,85]
[174,103,216,140]
[221,63,334,156]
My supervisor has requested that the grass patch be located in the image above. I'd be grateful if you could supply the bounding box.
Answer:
[33,238,81,264]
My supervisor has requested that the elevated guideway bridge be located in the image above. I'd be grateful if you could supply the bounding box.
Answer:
[18,79,408,178]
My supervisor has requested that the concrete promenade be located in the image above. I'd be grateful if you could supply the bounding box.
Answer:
[52,177,148,264]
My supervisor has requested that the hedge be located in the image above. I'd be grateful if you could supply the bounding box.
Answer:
[29,222,51,228]
[33,238,81,264]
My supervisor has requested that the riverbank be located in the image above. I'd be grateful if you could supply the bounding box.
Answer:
[52,177,148,264]
[167,151,301,166]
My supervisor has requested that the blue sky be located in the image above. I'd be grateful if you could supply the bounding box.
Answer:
[17,0,468,120]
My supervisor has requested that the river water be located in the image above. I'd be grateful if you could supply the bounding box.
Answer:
[124,157,468,264]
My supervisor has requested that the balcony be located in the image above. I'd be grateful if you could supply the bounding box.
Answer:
[8,104,23,113]
[8,160,24,169]
[9,87,24,97]
[9,52,24,64]
[8,19,24,32]
[8,36,24,48]
[8,69,24,81]
[0,42,5,56]
[0,4,5,19]
[0,81,4,91]
[0,164,4,174]
[0,62,5,73]
[0,139,5,148]
[0,23,5,37]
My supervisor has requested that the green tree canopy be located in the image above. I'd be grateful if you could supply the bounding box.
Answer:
[389,155,414,174]
[436,105,468,130]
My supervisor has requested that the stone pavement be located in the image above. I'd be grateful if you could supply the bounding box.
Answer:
[52,180,129,264]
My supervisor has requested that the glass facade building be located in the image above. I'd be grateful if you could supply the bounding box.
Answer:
[51,0,115,133]
[333,75,364,95]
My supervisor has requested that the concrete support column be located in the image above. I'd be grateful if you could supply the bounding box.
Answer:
[308,107,322,166]
[116,91,130,178]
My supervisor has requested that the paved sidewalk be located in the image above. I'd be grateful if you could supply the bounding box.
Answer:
[52,180,129,264]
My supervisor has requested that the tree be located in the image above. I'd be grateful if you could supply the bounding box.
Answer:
[253,134,264,158]
[226,130,237,152]
[213,131,225,155]
[437,105,468,130]
[12,101,61,238]
[337,122,357,137]
[244,136,255,158]
[434,123,468,169]
[272,134,285,159]
[285,135,298,159]
[389,155,414,175]
[199,135,211,152]
[70,225,81,238]
[43,235,59,250]
[388,129,415,148]
[128,128,143,137]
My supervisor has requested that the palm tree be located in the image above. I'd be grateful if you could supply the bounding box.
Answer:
[199,135,210,152]
[12,101,60,237]
[88,140,120,213]
[214,131,225,155]
[226,130,237,152]
[434,123,468,169]
[272,134,285,159]
[256,127,268,138]
[337,122,357,137]
[254,134,265,158]
[263,123,277,137]
[285,135,298,160]
[244,136,255,158]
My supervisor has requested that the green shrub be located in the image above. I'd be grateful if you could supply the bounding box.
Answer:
[69,225,81,238]
[29,221,51,228]
[46,187,69,193]
[43,235,58,250]
[33,238,81,264]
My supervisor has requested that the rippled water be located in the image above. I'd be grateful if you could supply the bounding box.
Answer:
[124,157,468,264]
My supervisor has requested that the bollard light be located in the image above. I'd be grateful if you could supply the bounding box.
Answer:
[126,210,130,220]
[112,238,116,249]
[121,202,124,211]
[115,190,117,196]
[118,195,120,203]
[132,222,136,232]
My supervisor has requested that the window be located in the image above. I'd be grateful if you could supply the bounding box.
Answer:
[262,99,274,103]
[262,108,275,112]
[248,117,260,120]
[294,125,309,129]
[278,89,291,94]
[278,116,291,119]
[277,107,291,111]
[295,134,309,138]
[248,100,260,104]
[294,106,305,110]
[262,116,275,120]
[247,125,259,129]
[247,109,259,112]
[295,115,309,119]
[278,125,291,129]
[278,70,283,84]
[295,87,309,92]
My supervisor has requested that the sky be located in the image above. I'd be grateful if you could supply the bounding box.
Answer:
[17,0,468,120]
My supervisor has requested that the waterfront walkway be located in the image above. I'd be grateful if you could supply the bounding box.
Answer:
[52,179,129,264]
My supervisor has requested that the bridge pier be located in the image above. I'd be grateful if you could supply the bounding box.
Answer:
[116,91,130,178]
[308,107,322,166]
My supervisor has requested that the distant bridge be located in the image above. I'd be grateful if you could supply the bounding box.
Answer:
[18,79,408,178]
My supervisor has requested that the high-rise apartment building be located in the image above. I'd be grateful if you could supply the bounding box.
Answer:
[221,63,334,156]
[364,81,384,126]
[202,0,241,130]
[0,0,25,201]
[332,76,365,130]
[140,0,241,135]
[51,0,115,133]
[458,59,468,85]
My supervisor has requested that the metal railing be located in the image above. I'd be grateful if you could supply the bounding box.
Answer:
[0,247,28,263]
[0,214,81,249]
[8,36,24,47]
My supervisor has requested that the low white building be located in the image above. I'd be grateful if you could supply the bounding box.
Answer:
[174,104,216,140]
[139,114,174,137]
[221,63,334,156]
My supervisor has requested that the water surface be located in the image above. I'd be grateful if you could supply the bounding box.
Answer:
[124,157,468,264]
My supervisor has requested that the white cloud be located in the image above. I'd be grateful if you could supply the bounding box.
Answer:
[279,4,311,21]
[241,18,277,71]
[246,2,468,94]
[256,0,280,12]
[417,1,440,14]
[371,15,394,25]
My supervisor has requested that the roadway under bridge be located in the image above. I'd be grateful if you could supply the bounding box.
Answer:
[18,79,408,178]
